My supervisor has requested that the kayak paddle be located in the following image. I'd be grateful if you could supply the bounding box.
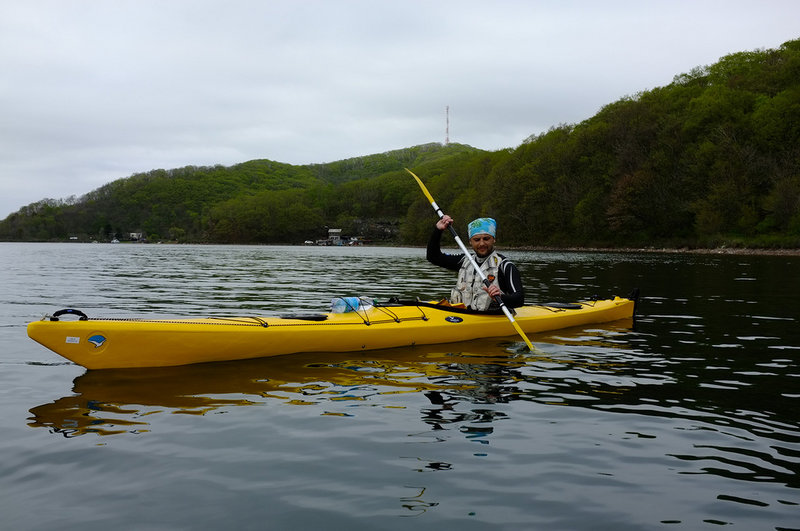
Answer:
[405,168,535,351]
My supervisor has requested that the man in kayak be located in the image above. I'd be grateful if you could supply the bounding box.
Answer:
[427,215,524,311]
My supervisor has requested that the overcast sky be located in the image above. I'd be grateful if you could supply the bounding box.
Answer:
[1,1,798,219]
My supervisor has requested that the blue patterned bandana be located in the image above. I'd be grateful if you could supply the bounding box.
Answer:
[467,217,497,239]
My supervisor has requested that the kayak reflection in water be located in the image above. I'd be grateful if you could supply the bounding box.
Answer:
[426,214,525,312]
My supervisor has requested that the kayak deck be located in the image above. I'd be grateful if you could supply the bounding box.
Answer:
[27,296,636,369]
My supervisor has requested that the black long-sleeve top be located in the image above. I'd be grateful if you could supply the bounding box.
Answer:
[426,227,525,308]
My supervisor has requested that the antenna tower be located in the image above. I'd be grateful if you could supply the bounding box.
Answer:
[445,105,450,145]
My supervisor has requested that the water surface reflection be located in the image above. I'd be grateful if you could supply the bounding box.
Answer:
[30,328,635,438]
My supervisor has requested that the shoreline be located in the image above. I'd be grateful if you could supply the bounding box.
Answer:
[511,246,800,256]
[3,240,799,256]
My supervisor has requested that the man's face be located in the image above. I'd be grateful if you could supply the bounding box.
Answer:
[469,234,495,257]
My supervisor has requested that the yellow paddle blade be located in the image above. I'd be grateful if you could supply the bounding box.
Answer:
[509,318,535,351]
[405,168,435,205]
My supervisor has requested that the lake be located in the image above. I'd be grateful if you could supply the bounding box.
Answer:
[1,242,798,530]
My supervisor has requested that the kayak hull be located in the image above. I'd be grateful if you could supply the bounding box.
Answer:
[27,297,635,369]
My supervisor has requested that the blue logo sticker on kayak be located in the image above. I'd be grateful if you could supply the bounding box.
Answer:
[88,335,107,348]
[445,316,463,323]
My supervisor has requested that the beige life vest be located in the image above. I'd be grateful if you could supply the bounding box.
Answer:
[450,251,503,311]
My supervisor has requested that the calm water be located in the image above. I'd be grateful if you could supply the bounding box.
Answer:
[1,242,798,530]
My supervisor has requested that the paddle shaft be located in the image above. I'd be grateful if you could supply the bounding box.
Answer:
[406,168,535,351]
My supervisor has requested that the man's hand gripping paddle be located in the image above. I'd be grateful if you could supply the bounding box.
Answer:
[405,168,534,351]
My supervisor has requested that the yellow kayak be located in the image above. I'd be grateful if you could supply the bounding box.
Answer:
[27,297,636,370]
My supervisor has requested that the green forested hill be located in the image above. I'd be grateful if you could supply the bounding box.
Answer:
[402,38,800,248]
[0,143,479,243]
[2,39,799,248]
